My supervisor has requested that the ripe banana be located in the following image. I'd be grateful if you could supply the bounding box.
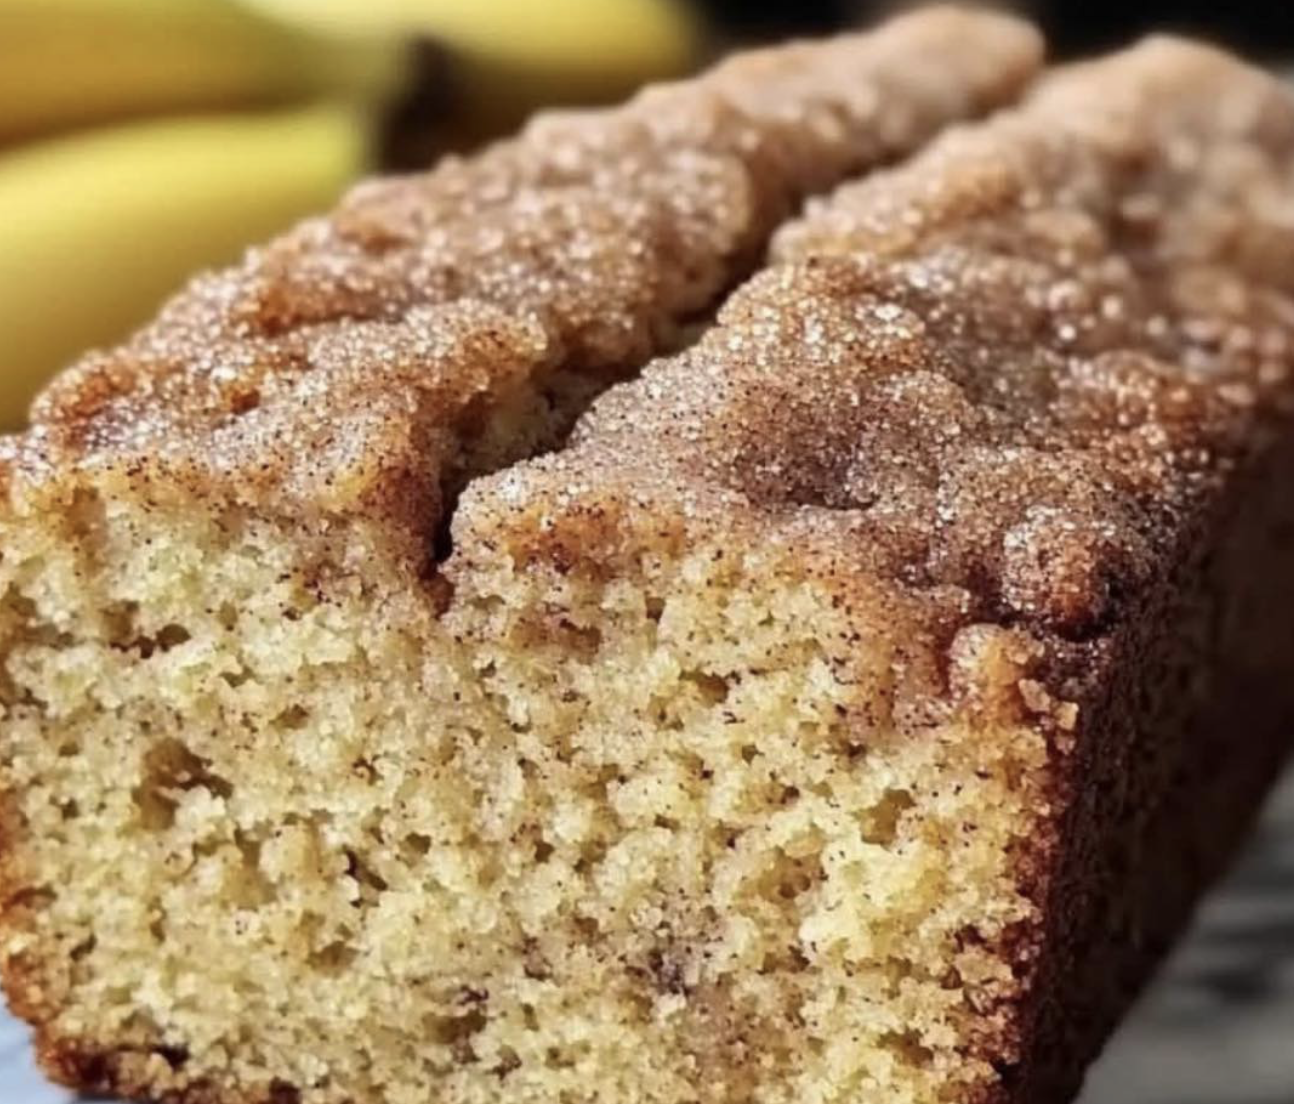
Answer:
[0,0,701,147]
[0,104,371,426]
[0,0,407,143]
[248,0,702,111]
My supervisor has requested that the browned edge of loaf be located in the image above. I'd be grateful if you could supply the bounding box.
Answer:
[449,34,1294,1103]
[0,8,1047,1104]
[1015,422,1294,1102]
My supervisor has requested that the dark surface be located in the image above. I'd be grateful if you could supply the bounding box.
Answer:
[695,1,1294,59]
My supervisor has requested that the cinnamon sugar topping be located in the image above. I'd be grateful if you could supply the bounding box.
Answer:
[1,8,1041,528]
[470,38,1294,640]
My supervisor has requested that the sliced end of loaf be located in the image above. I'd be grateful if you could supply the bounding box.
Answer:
[0,480,1055,1104]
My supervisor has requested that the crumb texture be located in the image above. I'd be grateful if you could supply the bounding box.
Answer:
[0,501,1046,1104]
[5,25,1294,1104]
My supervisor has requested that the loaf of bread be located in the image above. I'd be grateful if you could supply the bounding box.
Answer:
[3,11,1293,1104]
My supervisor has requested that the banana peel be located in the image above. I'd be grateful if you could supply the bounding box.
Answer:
[0,104,371,426]
[0,0,408,145]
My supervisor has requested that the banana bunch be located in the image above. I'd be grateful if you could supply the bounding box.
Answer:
[0,0,700,427]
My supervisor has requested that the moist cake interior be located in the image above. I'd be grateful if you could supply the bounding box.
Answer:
[0,484,1045,1104]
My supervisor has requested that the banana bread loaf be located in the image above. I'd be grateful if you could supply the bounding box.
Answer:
[4,15,1294,1104]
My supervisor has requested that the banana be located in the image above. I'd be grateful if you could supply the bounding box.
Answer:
[0,0,701,147]
[248,0,702,113]
[0,104,371,426]
[0,0,407,143]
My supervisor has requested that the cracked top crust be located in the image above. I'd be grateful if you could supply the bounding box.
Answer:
[460,38,1294,649]
[0,7,1041,531]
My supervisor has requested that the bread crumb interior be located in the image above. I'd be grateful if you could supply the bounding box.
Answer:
[0,494,1044,1104]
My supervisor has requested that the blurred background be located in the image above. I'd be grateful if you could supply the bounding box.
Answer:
[0,2,1292,1102]
[6,0,1294,426]
[706,0,1294,54]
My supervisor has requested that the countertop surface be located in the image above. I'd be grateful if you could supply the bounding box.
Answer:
[3,768,1292,1104]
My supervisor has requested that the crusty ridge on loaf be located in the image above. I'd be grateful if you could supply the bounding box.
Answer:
[5,6,1040,538]
[5,19,1294,1104]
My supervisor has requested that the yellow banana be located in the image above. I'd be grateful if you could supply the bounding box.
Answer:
[0,0,407,142]
[0,0,700,147]
[248,0,702,117]
[0,104,371,426]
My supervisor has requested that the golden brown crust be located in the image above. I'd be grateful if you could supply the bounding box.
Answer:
[460,35,1294,648]
[0,6,1041,539]
[1014,428,1294,1103]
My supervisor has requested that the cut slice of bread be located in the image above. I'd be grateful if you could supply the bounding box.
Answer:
[6,15,1294,1104]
